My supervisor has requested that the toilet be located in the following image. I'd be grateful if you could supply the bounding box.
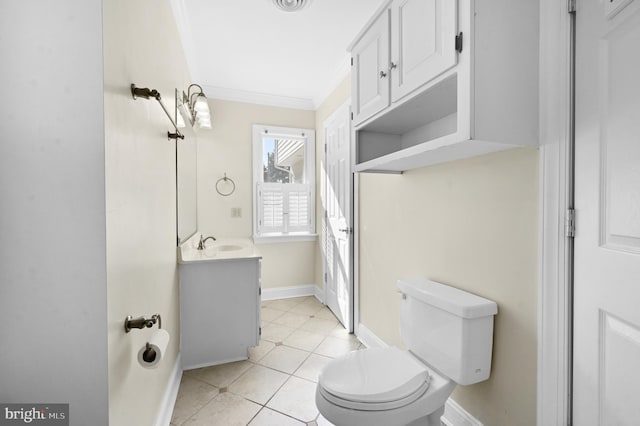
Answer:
[316,278,498,426]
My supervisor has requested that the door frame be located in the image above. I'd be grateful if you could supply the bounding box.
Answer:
[322,99,355,333]
[538,0,574,425]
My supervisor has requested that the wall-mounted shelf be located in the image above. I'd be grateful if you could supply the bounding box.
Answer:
[350,0,539,173]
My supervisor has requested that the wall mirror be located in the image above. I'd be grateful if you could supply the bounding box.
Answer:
[176,89,198,245]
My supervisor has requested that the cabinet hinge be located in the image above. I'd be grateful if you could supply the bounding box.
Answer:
[324,272,327,283]
[324,143,327,153]
[259,287,262,295]
[350,112,354,120]
[568,0,576,13]
[350,57,353,66]
[259,327,262,336]
[455,32,463,53]
[566,208,576,238]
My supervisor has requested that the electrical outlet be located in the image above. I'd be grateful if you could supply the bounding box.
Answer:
[231,207,242,218]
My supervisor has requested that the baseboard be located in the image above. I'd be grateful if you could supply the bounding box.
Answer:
[355,324,483,426]
[182,355,247,371]
[442,399,484,426]
[261,284,319,301]
[154,353,183,426]
[355,322,389,349]
[314,284,324,303]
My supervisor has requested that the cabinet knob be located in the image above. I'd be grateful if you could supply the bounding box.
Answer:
[379,70,387,79]
[390,62,397,70]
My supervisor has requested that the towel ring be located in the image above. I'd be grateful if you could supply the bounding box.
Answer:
[216,173,236,196]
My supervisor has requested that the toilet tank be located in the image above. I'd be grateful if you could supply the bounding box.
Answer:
[398,278,498,385]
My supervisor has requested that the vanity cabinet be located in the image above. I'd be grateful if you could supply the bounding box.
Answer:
[350,0,539,172]
[179,257,261,370]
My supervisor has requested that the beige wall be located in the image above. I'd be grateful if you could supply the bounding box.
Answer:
[314,76,352,291]
[103,1,191,424]
[359,147,539,425]
[197,99,317,288]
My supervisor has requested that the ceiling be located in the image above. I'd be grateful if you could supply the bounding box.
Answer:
[169,0,387,110]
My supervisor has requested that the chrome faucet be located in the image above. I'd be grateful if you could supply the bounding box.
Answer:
[198,234,216,250]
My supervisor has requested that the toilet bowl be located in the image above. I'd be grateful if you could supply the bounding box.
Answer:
[315,278,498,426]
[316,347,456,426]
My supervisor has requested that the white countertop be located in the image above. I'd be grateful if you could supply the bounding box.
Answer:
[178,237,261,264]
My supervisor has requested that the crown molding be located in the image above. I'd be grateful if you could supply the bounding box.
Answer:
[202,85,316,111]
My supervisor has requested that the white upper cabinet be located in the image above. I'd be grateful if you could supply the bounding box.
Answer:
[349,0,539,173]
[390,0,457,102]
[351,10,390,125]
[351,0,457,126]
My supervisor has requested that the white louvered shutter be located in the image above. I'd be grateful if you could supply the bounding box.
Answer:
[257,183,312,235]
[258,184,285,233]
[286,184,311,232]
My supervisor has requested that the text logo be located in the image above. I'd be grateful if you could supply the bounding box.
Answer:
[0,404,68,426]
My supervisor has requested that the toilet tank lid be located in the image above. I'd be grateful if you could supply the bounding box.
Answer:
[397,278,498,319]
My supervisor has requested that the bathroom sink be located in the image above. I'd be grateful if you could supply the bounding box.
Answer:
[179,238,258,263]
[215,244,244,252]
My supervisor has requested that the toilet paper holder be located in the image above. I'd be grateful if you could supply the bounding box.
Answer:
[124,314,162,333]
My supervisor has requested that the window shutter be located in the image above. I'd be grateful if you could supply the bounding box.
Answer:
[257,183,312,235]
[287,185,311,232]
[258,184,285,233]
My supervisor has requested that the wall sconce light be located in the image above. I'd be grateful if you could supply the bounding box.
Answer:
[179,84,212,130]
[131,84,185,141]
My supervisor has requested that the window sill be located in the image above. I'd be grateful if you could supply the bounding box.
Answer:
[253,234,318,244]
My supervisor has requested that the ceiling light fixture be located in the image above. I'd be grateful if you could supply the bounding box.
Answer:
[272,0,312,12]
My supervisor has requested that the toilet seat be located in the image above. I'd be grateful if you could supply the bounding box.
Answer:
[318,347,431,410]
[319,379,430,411]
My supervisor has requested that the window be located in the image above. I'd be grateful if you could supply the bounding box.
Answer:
[252,124,316,242]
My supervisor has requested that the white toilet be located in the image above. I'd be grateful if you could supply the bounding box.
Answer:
[316,278,498,426]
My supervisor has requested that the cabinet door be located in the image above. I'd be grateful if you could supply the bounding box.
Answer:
[351,9,390,126]
[390,0,457,102]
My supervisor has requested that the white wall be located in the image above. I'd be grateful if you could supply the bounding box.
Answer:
[0,1,109,425]
[103,1,192,425]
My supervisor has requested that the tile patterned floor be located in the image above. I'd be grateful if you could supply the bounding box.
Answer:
[171,296,363,426]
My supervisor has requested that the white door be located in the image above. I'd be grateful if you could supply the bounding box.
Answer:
[351,10,390,126]
[323,102,352,330]
[390,0,457,102]
[573,1,640,424]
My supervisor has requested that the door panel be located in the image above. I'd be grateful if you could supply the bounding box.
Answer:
[391,0,457,102]
[574,1,640,424]
[323,102,352,330]
[600,9,640,252]
[599,312,640,424]
[351,11,390,125]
